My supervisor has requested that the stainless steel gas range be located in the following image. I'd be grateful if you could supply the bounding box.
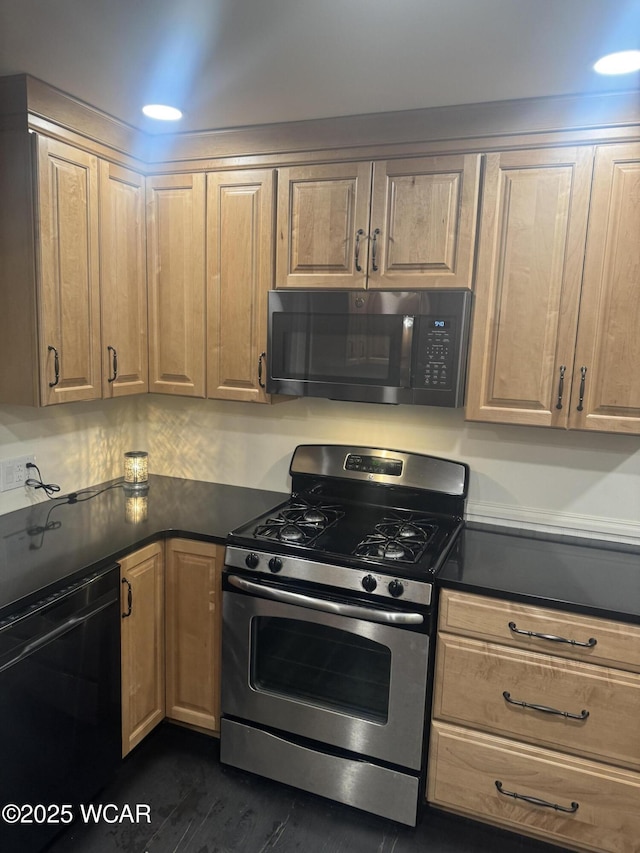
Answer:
[220,444,469,826]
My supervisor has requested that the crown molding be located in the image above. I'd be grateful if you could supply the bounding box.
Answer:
[2,73,639,170]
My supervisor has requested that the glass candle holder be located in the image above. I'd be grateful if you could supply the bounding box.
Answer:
[123,451,149,490]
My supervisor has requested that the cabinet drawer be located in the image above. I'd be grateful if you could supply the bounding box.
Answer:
[433,634,640,771]
[428,722,640,853]
[439,590,640,672]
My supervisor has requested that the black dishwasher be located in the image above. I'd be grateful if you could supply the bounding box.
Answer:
[0,564,121,853]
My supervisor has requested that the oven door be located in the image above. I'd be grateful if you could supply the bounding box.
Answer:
[221,575,429,771]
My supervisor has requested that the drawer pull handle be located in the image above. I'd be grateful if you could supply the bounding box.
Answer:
[495,781,579,813]
[508,621,597,648]
[503,691,589,721]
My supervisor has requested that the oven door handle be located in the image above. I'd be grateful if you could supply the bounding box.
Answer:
[227,574,424,625]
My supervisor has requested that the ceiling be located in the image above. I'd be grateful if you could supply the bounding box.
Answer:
[1,0,639,134]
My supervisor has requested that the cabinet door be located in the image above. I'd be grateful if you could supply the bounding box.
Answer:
[120,542,165,757]
[207,169,274,402]
[276,162,372,289]
[368,155,481,289]
[570,143,640,434]
[465,147,593,427]
[165,539,222,733]
[146,173,206,396]
[36,136,101,405]
[100,162,148,397]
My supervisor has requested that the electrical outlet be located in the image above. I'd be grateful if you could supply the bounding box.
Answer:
[0,455,36,492]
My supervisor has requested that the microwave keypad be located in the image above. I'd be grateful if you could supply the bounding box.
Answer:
[420,327,454,389]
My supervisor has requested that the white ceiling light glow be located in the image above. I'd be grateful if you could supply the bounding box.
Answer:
[593,50,640,75]
[142,104,183,121]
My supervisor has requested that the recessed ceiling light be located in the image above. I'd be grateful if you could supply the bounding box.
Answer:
[142,104,183,121]
[593,50,640,75]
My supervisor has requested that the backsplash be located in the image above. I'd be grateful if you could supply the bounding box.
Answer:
[0,397,145,514]
[1,394,639,545]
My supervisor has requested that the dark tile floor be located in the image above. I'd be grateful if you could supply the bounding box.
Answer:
[46,723,567,853]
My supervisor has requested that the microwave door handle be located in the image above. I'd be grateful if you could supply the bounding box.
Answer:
[399,316,415,388]
[227,574,423,625]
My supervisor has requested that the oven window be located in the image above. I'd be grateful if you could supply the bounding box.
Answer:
[251,617,391,723]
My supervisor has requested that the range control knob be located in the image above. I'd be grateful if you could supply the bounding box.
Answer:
[245,552,260,569]
[361,574,377,593]
[268,557,283,573]
[388,579,404,598]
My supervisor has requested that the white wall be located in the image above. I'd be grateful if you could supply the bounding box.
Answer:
[1,394,639,545]
[0,397,145,515]
[143,395,640,544]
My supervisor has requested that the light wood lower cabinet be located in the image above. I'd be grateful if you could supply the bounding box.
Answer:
[120,541,165,757]
[428,590,640,853]
[429,722,640,853]
[120,538,224,757]
[165,538,223,732]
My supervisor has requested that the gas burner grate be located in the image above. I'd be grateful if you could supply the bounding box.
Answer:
[353,512,439,564]
[254,499,345,546]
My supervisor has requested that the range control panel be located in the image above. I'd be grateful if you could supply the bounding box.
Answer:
[344,455,403,477]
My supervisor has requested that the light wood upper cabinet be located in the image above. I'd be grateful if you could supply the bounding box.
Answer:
[146,173,206,397]
[569,142,640,434]
[120,541,165,757]
[466,142,640,435]
[100,162,148,397]
[0,131,148,406]
[465,146,594,428]
[207,169,275,402]
[165,539,223,732]
[276,155,481,290]
[276,162,371,288]
[368,156,481,289]
[37,136,102,404]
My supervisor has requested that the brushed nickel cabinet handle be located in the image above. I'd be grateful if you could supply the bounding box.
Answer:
[577,365,587,411]
[503,691,589,720]
[107,345,118,382]
[121,577,132,618]
[354,228,365,272]
[48,345,60,387]
[495,781,578,813]
[371,227,381,272]
[508,621,597,648]
[555,364,566,410]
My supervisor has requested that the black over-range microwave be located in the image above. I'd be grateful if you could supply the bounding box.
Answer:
[266,289,472,406]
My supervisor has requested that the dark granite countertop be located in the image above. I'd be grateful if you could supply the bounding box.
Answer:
[439,523,640,625]
[0,475,286,620]
[1,475,638,625]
